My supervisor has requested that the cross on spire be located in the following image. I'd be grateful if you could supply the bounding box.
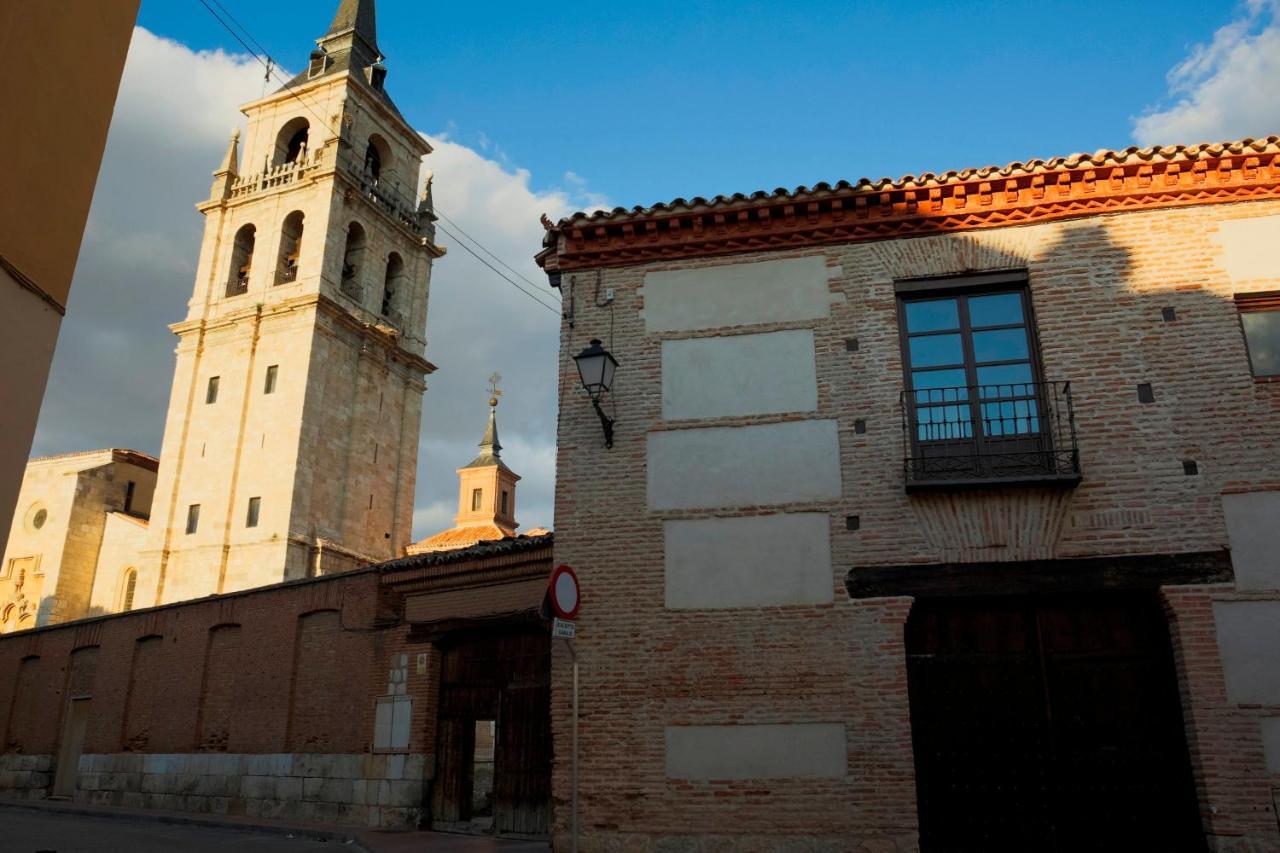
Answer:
[488,372,503,408]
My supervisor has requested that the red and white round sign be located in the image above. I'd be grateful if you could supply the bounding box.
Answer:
[548,564,581,620]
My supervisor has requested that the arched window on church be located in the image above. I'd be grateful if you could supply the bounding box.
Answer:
[227,224,255,297]
[381,252,406,323]
[120,570,137,612]
[274,117,310,166]
[340,222,367,302]
[364,134,392,185]
[277,211,305,284]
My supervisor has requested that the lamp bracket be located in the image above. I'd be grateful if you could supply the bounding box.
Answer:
[590,397,615,449]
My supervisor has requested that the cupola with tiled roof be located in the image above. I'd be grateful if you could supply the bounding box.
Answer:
[407,387,526,555]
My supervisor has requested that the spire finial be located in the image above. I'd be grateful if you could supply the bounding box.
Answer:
[487,372,502,409]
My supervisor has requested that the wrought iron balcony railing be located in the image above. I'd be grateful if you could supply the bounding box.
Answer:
[342,159,424,235]
[225,275,249,297]
[339,273,364,304]
[900,380,1081,488]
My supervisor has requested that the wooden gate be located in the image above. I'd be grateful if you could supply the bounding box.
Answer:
[430,627,551,837]
[905,593,1204,852]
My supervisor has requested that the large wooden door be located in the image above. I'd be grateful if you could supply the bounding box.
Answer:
[906,593,1204,853]
[430,628,551,838]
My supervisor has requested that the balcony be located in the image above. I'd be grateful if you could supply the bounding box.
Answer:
[343,159,424,235]
[339,270,364,304]
[228,149,324,201]
[225,274,249,297]
[900,380,1080,489]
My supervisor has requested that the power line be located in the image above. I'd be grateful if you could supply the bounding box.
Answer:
[435,222,560,316]
[434,208,560,302]
[193,0,563,318]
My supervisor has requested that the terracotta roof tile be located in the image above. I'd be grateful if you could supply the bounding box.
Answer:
[547,136,1280,229]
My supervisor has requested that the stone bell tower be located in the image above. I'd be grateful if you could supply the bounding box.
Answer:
[139,0,443,605]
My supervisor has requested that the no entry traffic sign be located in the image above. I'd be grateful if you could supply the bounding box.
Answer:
[548,564,581,620]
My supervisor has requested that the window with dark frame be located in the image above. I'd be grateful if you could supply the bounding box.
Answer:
[206,376,220,404]
[500,490,509,515]
[1236,292,1280,378]
[124,480,136,514]
[185,504,200,535]
[246,496,261,528]
[899,285,1041,440]
[896,274,1079,486]
[264,365,278,394]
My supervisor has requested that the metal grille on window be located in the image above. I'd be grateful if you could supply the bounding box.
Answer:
[899,286,1079,486]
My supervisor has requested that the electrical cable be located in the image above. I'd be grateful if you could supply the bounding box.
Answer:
[193,0,562,318]
[433,208,559,301]
[434,222,560,316]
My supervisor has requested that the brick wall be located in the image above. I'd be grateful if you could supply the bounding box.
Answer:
[0,569,437,829]
[551,197,1280,850]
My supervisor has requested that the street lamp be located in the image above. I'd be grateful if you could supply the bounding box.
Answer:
[573,338,617,448]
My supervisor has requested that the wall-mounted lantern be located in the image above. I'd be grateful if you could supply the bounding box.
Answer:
[573,338,617,448]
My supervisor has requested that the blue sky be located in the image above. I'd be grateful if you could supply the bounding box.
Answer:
[140,0,1252,209]
[32,0,1280,539]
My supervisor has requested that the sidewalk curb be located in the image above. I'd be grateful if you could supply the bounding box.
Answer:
[0,798,375,852]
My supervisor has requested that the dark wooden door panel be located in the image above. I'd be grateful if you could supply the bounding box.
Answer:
[431,628,551,838]
[906,593,1204,853]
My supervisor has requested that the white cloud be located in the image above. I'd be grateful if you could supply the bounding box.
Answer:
[33,26,605,540]
[1133,1,1280,144]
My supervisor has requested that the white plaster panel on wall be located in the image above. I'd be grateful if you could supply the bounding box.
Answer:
[665,723,847,780]
[665,513,832,609]
[1213,601,1280,705]
[642,256,837,332]
[662,330,817,420]
[647,419,842,511]
[1261,717,1280,774]
[1213,216,1280,286]
[1222,492,1280,591]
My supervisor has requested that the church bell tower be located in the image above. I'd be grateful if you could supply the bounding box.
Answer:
[140,0,443,603]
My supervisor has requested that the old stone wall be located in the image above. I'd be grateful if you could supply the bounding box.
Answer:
[552,197,1280,850]
[0,568,439,830]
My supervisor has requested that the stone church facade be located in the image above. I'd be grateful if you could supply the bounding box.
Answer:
[1,0,442,630]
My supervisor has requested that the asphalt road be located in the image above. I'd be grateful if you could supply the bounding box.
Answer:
[0,809,352,853]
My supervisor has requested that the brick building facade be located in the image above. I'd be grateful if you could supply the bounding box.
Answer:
[539,138,1280,851]
[0,532,552,831]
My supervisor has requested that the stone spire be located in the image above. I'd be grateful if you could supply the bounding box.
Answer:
[469,399,502,467]
[210,128,240,200]
[404,386,523,555]
[324,0,378,50]
[317,0,380,69]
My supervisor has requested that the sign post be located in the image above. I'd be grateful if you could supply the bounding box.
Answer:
[546,565,581,853]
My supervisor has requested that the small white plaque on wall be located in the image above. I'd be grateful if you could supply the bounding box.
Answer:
[662,330,818,420]
[665,723,848,780]
[643,256,835,333]
[665,513,832,609]
[1213,216,1280,287]
[647,419,842,511]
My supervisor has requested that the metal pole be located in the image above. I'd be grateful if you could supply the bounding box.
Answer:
[571,643,579,853]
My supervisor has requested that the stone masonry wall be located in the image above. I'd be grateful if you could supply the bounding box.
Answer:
[0,568,441,830]
[551,197,1280,851]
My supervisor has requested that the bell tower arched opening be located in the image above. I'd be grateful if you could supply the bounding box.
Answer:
[340,222,367,302]
[274,117,310,166]
[381,252,406,321]
[364,134,392,184]
[277,211,305,284]
[227,224,256,297]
